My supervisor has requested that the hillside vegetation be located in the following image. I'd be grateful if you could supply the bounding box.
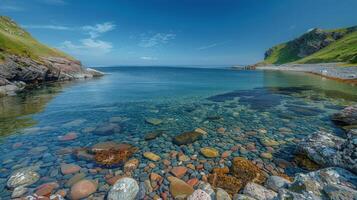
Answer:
[0,16,74,62]
[263,26,357,65]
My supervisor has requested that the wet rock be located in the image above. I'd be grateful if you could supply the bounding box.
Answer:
[195,128,208,135]
[265,176,291,192]
[70,179,97,200]
[145,118,162,125]
[208,173,242,195]
[11,186,27,198]
[94,123,121,135]
[124,158,139,173]
[260,138,279,147]
[287,167,357,200]
[216,188,231,200]
[260,152,273,160]
[197,181,215,199]
[332,104,357,126]
[171,166,188,178]
[94,147,135,167]
[168,176,194,199]
[243,182,277,200]
[294,154,320,171]
[145,131,163,140]
[173,131,203,145]
[60,163,81,175]
[187,189,212,200]
[91,141,135,153]
[65,173,86,187]
[143,152,161,161]
[7,167,40,188]
[35,182,59,196]
[201,147,219,158]
[58,132,78,141]
[107,177,139,200]
[231,157,266,185]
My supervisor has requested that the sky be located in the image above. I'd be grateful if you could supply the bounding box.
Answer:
[1,0,357,67]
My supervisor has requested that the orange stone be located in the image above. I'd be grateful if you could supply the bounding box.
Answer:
[186,178,199,187]
[171,166,188,178]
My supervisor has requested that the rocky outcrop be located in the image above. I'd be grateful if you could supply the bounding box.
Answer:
[297,130,357,174]
[332,104,357,129]
[0,55,103,97]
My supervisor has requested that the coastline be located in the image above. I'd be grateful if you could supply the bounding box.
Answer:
[255,63,357,84]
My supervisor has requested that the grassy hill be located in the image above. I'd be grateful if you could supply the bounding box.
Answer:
[263,26,357,65]
[0,16,74,62]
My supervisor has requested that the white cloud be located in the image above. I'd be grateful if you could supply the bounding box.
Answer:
[139,33,176,48]
[140,56,157,61]
[22,25,71,30]
[0,5,23,12]
[82,22,116,38]
[60,22,115,55]
[197,41,228,51]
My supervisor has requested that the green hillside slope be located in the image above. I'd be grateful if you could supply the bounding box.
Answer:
[263,26,357,65]
[0,16,74,62]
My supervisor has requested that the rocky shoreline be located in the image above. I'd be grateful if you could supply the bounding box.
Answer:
[0,55,103,97]
[254,63,357,83]
[3,102,357,199]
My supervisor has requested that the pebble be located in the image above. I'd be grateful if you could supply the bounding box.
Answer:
[61,163,81,175]
[143,152,161,161]
[70,179,97,200]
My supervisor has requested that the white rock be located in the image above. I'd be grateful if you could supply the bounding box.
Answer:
[216,188,231,200]
[265,176,291,192]
[107,177,139,200]
[11,186,27,198]
[243,182,277,200]
[7,167,40,188]
[188,189,212,200]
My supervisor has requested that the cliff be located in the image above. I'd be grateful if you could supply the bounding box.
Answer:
[0,16,103,97]
[263,26,357,65]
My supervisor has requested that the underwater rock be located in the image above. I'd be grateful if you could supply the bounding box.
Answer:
[60,163,81,175]
[332,104,357,126]
[124,158,139,172]
[173,131,203,145]
[94,123,121,135]
[294,154,320,171]
[168,176,194,199]
[58,132,78,141]
[171,166,188,178]
[265,176,291,192]
[216,188,231,200]
[91,141,134,153]
[231,157,267,185]
[187,189,212,200]
[208,173,243,195]
[94,147,135,167]
[201,147,219,158]
[107,177,139,200]
[70,179,97,200]
[144,131,163,140]
[7,167,40,188]
[145,118,162,125]
[143,152,161,161]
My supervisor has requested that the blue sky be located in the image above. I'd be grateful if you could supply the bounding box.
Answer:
[1,0,357,66]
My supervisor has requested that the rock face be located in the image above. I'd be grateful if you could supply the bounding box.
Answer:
[173,131,203,145]
[107,177,139,200]
[0,55,103,97]
[297,130,357,174]
[7,167,40,188]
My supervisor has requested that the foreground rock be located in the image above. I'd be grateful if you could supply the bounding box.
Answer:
[108,177,139,200]
[298,130,357,174]
[70,179,97,200]
[7,167,40,188]
[168,176,194,199]
[332,104,357,128]
[243,182,277,200]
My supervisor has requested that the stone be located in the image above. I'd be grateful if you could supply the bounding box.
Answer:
[91,141,134,152]
[7,167,40,188]
[216,188,231,200]
[294,154,320,171]
[265,176,291,192]
[108,177,139,200]
[208,173,242,195]
[221,151,231,159]
[124,159,139,172]
[66,173,86,187]
[145,131,163,140]
[260,138,279,147]
[231,157,266,185]
[143,152,161,161]
[58,132,78,141]
[233,194,257,200]
[260,152,273,159]
[201,147,219,158]
[11,186,27,198]
[168,176,194,199]
[332,104,357,126]
[171,166,188,178]
[217,127,226,134]
[94,145,136,166]
[195,128,208,135]
[287,167,357,199]
[145,118,162,125]
[188,189,212,200]
[70,179,97,200]
[187,178,199,187]
[60,163,81,175]
[243,182,277,200]
[94,123,121,135]
[106,175,124,186]
[173,131,203,145]
[35,182,59,196]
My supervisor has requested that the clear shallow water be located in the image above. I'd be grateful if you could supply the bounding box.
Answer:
[0,67,357,198]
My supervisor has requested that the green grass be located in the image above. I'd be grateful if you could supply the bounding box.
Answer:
[0,16,74,62]
[262,43,301,65]
[298,31,357,64]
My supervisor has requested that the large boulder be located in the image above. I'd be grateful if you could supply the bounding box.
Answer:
[7,167,40,188]
[231,157,266,185]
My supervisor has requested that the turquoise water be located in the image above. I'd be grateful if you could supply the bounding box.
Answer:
[0,67,357,198]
